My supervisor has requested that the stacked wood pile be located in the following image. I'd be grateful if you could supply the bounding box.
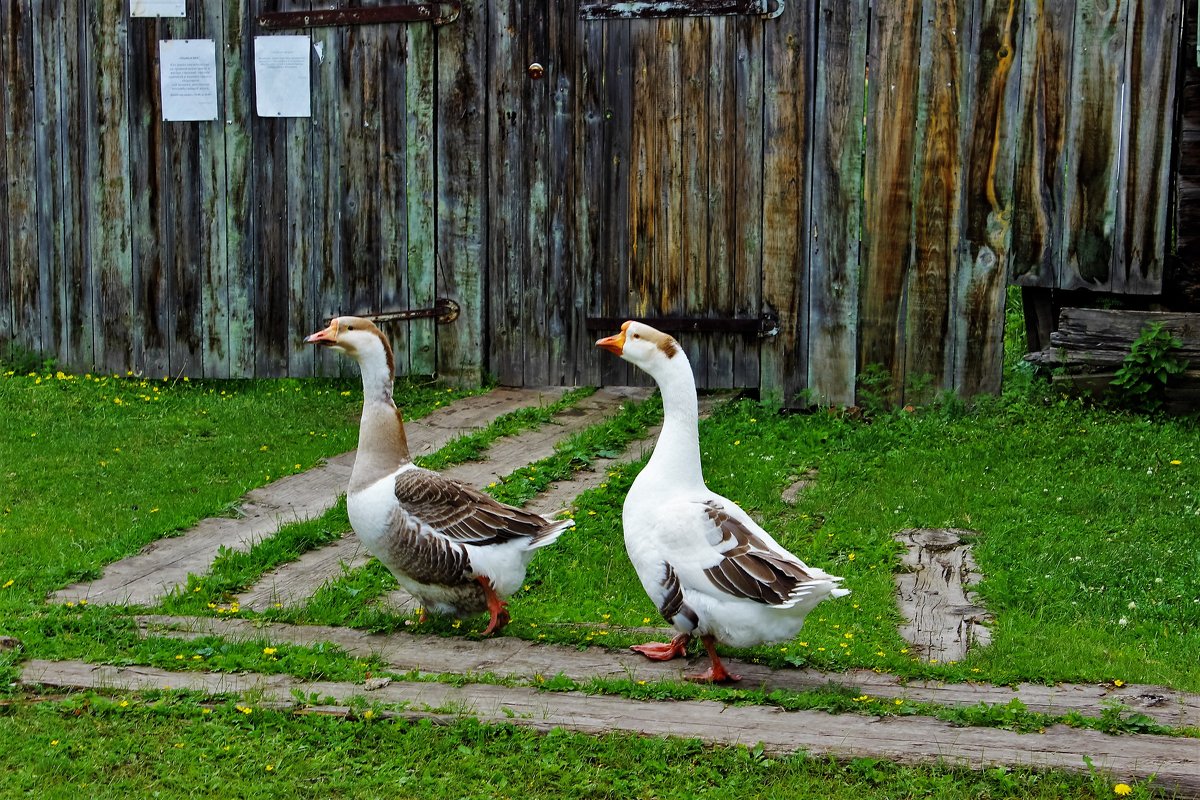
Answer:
[1025,308,1200,410]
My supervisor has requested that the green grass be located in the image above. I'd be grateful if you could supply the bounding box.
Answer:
[2,328,1199,796]
[0,696,1162,799]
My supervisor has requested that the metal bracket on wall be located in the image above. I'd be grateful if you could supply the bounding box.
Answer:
[367,299,461,326]
[586,312,779,338]
[579,0,783,20]
[258,2,461,29]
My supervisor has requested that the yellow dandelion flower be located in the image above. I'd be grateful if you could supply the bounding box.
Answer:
[119,700,129,708]
[854,694,869,702]
[643,617,652,624]
[266,764,275,772]
[843,632,853,639]
[894,698,902,705]
[50,740,59,746]
[798,641,808,647]
[78,599,87,606]
[1170,460,1182,465]
[1113,784,1132,796]
[262,647,277,656]
[175,654,184,660]
[451,620,461,629]
[1113,679,1125,688]
[1,580,12,589]
[848,553,856,561]
[362,710,375,720]
[237,705,252,715]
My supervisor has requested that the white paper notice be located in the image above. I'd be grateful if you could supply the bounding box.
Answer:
[131,0,186,17]
[254,36,312,118]
[159,39,218,121]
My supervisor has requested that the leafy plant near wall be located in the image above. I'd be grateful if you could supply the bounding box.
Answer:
[1110,322,1189,410]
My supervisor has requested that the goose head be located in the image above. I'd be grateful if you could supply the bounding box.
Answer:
[305,316,395,380]
[595,321,684,378]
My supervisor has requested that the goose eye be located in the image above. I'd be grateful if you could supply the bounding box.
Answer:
[632,333,640,339]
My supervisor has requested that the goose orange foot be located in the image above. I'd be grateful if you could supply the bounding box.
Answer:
[688,635,741,683]
[630,632,691,661]
[478,576,511,636]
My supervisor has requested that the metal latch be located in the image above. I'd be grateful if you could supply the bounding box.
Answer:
[579,0,784,20]
[586,312,778,338]
[258,2,461,29]
[368,298,460,326]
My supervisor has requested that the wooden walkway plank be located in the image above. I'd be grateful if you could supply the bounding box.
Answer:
[237,386,653,612]
[50,388,569,607]
[20,659,1199,796]
[133,615,1200,730]
[893,528,993,662]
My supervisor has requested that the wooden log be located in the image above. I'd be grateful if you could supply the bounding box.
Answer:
[131,616,1200,728]
[893,528,992,663]
[22,658,1200,795]
[1026,308,1200,370]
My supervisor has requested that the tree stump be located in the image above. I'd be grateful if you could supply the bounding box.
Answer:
[893,528,992,662]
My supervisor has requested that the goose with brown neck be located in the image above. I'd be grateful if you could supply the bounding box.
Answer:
[596,321,849,682]
[306,316,572,634]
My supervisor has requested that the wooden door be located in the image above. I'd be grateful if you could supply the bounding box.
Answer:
[487,2,783,392]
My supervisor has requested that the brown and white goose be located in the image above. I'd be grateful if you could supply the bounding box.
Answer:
[596,321,848,681]
[306,316,572,634]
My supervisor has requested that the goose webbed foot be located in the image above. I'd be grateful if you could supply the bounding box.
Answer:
[630,632,691,661]
[687,635,741,683]
[477,576,510,636]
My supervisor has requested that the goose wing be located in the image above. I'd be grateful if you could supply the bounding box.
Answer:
[394,467,557,547]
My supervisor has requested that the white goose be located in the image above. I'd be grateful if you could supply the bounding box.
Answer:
[306,316,572,634]
[596,321,848,681]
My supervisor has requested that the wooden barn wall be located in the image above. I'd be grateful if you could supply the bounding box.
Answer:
[0,1,483,383]
[0,0,1187,405]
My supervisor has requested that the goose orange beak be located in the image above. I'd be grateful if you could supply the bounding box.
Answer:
[305,320,338,346]
[595,330,625,356]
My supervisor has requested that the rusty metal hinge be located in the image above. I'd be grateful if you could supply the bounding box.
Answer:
[258,2,461,30]
[368,298,460,326]
[579,0,784,20]
[586,312,778,338]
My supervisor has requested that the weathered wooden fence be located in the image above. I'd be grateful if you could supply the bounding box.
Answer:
[0,0,1186,404]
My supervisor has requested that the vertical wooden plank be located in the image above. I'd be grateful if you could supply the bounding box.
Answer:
[904,0,965,401]
[253,120,291,378]
[1061,0,1129,290]
[61,5,94,370]
[578,19,639,388]
[32,2,65,363]
[1008,0,1073,288]
[859,0,923,403]
[1112,0,1180,295]
[547,0,581,385]
[680,17,710,387]
[761,3,811,404]
[166,12,206,377]
[0,1,14,349]
[4,1,41,358]
[729,17,762,390]
[273,0,314,377]
[200,1,230,378]
[703,18,733,389]
[87,0,134,374]
[807,0,868,406]
[338,15,380,321]
[435,0,486,387]
[308,19,345,377]
[223,0,256,377]
[406,22,437,376]
[127,18,171,376]
[377,7,408,376]
[1177,0,1200,285]
[628,20,658,323]
[488,0,530,385]
[520,0,552,385]
[954,0,1022,396]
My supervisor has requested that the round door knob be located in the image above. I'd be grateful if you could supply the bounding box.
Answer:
[527,62,545,79]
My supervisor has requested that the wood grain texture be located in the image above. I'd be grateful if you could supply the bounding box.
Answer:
[1009,0,1073,289]
[0,1,12,347]
[1113,0,1179,295]
[893,528,993,662]
[860,0,924,403]
[3,2,40,357]
[31,2,64,361]
[405,21,438,376]
[807,0,868,406]
[435,0,486,386]
[905,0,964,400]
[954,0,1021,396]
[760,2,811,405]
[1061,0,1129,290]
[728,16,763,390]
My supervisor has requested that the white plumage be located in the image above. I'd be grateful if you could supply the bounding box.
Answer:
[597,321,848,681]
[306,316,571,633]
